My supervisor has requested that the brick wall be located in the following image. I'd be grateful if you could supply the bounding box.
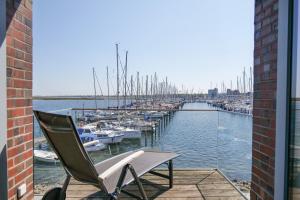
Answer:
[6,0,33,199]
[251,0,278,199]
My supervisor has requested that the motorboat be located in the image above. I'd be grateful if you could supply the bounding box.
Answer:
[78,125,97,134]
[100,121,142,139]
[82,140,106,152]
[112,126,142,139]
[77,127,107,151]
[34,149,59,164]
[93,130,124,144]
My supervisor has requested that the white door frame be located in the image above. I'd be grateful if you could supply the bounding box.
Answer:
[275,0,299,199]
[0,0,7,199]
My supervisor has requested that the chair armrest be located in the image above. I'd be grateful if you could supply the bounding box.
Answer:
[98,150,144,181]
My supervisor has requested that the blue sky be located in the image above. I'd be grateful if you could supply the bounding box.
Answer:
[33,0,254,96]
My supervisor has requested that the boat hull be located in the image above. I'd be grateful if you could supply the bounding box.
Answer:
[85,143,106,152]
[34,150,59,164]
[96,135,124,144]
[119,130,142,139]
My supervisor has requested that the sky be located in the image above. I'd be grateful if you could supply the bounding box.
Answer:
[33,0,254,96]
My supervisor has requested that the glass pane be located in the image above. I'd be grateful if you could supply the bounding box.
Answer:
[33,101,252,196]
[288,0,300,198]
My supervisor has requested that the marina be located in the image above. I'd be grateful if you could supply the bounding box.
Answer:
[33,49,253,197]
[33,99,252,197]
[2,0,296,199]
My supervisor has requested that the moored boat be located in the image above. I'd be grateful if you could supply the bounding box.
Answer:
[83,140,106,152]
[34,150,59,164]
[112,126,142,139]
[93,130,124,144]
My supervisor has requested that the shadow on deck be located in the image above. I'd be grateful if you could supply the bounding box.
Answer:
[35,169,247,200]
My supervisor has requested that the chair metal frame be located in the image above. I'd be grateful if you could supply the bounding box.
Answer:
[34,110,176,200]
[58,160,173,200]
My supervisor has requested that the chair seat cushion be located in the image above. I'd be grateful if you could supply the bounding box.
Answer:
[94,150,178,193]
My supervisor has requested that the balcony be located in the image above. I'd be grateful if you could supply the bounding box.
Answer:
[35,169,245,200]
[33,101,251,199]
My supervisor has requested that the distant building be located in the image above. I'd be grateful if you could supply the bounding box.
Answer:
[226,89,240,96]
[208,88,218,98]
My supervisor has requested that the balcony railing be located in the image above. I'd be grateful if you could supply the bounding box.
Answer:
[33,105,252,198]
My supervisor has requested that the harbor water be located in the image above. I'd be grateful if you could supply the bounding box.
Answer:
[33,100,252,185]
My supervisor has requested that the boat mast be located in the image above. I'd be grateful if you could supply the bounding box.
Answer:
[150,75,153,98]
[237,76,239,92]
[136,72,139,103]
[93,67,98,110]
[249,77,251,95]
[146,75,148,101]
[250,66,253,93]
[165,77,168,100]
[106,66,109,108]
[124,51,128,108]
[130,75,133,104]
[240,77,242,94]
[243,67,246,95]
[154,72,157,101]
[141,76,144,99]
[116,43,119,109]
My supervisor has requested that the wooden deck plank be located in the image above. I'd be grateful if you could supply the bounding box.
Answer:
[36,169,246,200]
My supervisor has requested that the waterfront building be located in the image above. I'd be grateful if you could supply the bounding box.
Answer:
[0,0,299,199]
[208,88,219,99]
[227,89,240,96]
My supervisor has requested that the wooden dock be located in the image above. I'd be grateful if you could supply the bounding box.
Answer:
[35,169,247,200]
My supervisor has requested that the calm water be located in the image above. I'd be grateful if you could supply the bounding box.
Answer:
[33,100,252,185]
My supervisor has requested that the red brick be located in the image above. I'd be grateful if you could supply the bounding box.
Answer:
[15,166,32,184]
[8,178,14,189]
[13,38,26,51]
[25,141,33,151]
[8,28,25,43]
[13,18,26,33]
[13,79,31,89]
[24,71,32,80]
[7,88,16,97]
[6,46,15,57]
[260,144,275,157]
[8,188,15,199]
[25,157,33,169]
[7,119,14,129]
[13,116,32,127]
[251,0,278,199]
[8,163,25,177]
[7,144,25,158]
[7,108,25,118]
[8,158,14,169]
[24,107,32,116]
[6,56,14,67]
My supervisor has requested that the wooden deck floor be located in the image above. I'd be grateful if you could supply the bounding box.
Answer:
[60,169,246,200]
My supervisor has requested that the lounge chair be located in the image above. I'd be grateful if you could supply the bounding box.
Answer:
[33,110,179,200]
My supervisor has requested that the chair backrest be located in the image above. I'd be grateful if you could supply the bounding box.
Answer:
[34,110,100,186]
